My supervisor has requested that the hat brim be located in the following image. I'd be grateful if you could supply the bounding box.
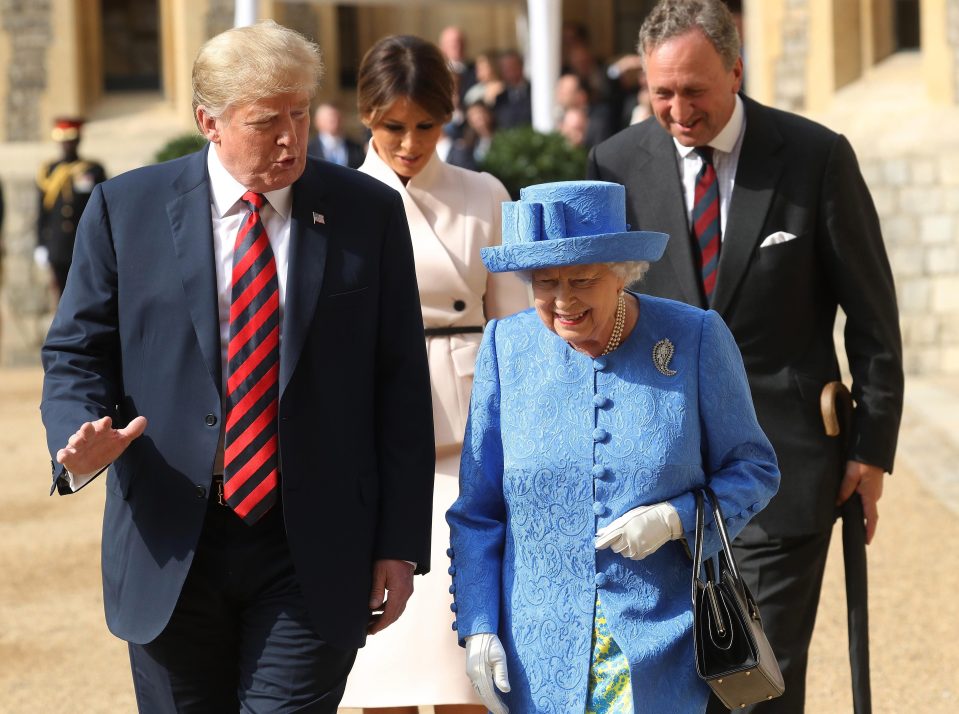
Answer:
[481,231,669,273]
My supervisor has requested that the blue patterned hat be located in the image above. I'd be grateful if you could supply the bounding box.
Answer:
[481,181,669,273]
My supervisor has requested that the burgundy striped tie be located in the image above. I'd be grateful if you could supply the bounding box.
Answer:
[223,191,280,523]
[693,146,721,300]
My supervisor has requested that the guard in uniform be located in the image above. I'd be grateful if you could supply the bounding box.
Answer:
[36,117,106,302]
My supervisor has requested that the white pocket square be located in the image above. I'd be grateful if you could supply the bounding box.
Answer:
[759,231,797,248]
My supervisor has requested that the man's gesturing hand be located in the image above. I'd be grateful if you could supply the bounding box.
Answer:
[367,559,415,635]
[56,416,148,476]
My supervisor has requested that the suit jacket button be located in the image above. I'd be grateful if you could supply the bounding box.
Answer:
[453,299,466,311]
[592,428,608,443]
[205,414,217,426]
[595,573,608,587]
[195,485,206,499]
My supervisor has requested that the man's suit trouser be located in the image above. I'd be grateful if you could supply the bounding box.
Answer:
[128,496,357,714]
[706,521,832,714]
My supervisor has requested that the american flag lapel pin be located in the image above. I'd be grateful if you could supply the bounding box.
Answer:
[313,211,325,225]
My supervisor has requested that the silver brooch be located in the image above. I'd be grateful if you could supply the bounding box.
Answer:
[652,339,677,376]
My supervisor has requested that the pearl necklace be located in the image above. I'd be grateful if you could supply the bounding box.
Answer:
[601,292,627,356]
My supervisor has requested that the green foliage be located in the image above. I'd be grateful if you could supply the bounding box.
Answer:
[153,133,207,163]
[480,126,588,199]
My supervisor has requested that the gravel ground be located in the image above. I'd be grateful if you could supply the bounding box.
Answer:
[1,366,954,713]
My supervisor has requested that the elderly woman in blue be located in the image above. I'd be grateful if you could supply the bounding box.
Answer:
[446,181,780,714]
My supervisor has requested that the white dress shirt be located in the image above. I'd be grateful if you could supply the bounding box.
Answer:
[207,143,292,371]
[674,94,746,241]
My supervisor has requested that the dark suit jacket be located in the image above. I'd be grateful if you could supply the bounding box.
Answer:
[588,96,903,536]
[306,135,366,170]
[40,148,435,648]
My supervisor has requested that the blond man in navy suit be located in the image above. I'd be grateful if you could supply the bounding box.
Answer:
[41,21,433,713]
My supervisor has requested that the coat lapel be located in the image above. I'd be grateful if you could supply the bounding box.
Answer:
[280,161,329,398]
[634,129,704,307]
[711,97,785,316]
[167,147,222,392]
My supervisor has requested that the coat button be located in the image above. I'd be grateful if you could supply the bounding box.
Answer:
[592,357,608,371]
[451,621,458,631]
[195,485,206,499]
[449,584,456,594]
[205,414,217,426]
[448,565,456,576]
[592,428,608,443]
[450,603,458,612]
[593,394,609,408]
[453,299,466,311]
[446,547,454,558]
[595,573,608,587]
[591,465,607,478]
[593,502,605,516]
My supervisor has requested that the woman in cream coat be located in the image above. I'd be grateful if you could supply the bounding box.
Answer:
[339,35,528,714]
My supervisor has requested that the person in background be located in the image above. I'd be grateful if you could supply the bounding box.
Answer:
[558,105,590,149]
[35,117,106,304]
[554,73,614,149]
[438,25,477,107]
[40,21,433,712]
[306,102,365,169]
[462,51,504,109]
[492,49,532,130]
[447,180,780,713]
[340,33,529,714]
[446,100,498,171]
[588,1,904,711]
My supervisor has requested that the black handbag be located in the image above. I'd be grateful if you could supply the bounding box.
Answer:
[693,487,785,710]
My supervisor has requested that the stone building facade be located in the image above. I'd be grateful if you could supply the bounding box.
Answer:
[0,0,957,372]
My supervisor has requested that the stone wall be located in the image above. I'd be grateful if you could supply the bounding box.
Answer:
[1,0,51,141]
[1,173,53,365]
[205,0,233,41]
[774,0,809,111]
[859,152,959,375]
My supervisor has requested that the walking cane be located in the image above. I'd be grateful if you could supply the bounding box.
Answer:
[820,381,872,714]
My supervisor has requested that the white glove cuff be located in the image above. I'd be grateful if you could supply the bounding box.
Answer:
[664,502,683,539]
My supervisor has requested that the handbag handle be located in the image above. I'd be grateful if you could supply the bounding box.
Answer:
[692,487,745,632]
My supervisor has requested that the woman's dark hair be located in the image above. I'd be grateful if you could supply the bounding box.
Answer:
[357,34,455,126]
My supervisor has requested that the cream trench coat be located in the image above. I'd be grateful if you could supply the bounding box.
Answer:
[340,145,529,707]
[358,144,529,449]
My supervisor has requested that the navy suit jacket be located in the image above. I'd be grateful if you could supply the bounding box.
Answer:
[40,147,435,648]
[588,96,904,536]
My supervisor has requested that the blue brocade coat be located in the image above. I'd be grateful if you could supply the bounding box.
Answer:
[446,295,780,713]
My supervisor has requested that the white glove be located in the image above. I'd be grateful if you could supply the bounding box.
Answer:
[465,633,511,714]
[595,501,683,560]
[34,246,49,267]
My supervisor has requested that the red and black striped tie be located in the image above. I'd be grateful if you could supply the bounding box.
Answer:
[693,146,721,301]
[223,191,280,523]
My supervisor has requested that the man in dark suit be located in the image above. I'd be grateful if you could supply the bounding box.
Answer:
[306,102,365,169]
[40,20,434,713]
[588,1,903,712]
[492,49,532,130]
